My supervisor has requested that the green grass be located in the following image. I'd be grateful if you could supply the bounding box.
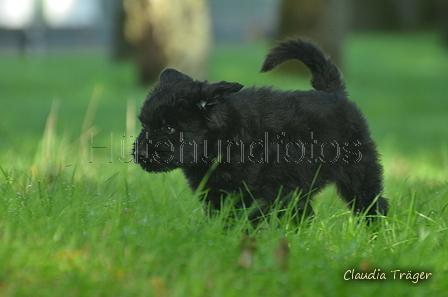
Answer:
[1,32,448,296]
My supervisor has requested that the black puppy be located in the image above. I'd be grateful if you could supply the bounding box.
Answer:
[133,38,388,221]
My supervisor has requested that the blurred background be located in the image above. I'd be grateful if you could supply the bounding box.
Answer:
[0,0,447,182]
[1,0,447,82]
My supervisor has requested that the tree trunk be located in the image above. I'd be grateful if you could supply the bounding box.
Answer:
[111,0,133,61]
[441,0,448,46]
[122,0,211,85]
[351,0,396,32]
[278,0,350,74]
[393,0,422,30]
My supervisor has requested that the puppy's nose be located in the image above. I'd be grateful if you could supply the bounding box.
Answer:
[133,143,145,156]
[132,138,149,161]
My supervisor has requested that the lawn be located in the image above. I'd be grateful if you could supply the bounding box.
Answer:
[0,32,447,296]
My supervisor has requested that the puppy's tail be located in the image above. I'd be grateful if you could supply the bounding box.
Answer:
[260,38,346,94]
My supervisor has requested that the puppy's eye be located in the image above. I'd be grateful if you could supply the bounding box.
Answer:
[141,124,148,130]
[161,125,175,134]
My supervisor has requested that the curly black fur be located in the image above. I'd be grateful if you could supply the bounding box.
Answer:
[133,37,389,221]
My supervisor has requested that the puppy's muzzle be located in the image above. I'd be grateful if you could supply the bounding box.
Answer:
[133,133,175,164]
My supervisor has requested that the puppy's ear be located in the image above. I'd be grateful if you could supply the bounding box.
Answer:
[198,81,244,109]
[159,68,192,84]
[210,81,244,94]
